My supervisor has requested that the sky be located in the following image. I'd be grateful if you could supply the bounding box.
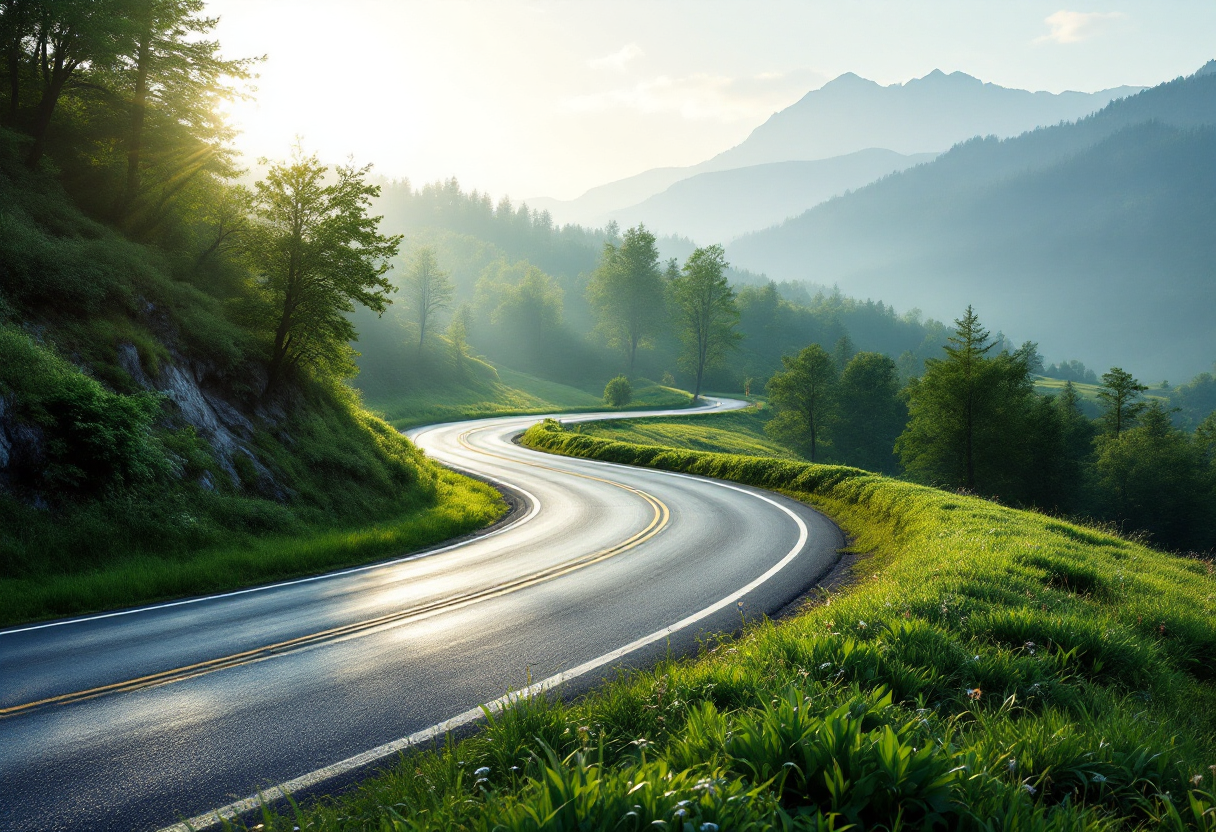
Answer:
[207,1,1216,201]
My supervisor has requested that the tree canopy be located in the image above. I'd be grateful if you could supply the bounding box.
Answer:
[670,245,740,401]
[765,342,837,462]
[404,246,454,355]
[587,223,666,375]
[243,148,401,391]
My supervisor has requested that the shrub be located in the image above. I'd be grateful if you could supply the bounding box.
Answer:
[0,327,167,495]
[603,375,632,407]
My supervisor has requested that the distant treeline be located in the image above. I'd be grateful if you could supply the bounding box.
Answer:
[358,182,951,400]
[761,307,1216,553]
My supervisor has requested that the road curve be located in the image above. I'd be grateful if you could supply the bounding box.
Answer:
[0,399,843,832]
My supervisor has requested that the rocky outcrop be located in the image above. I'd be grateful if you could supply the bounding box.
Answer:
[116,343,285,498]
[0,394,44,493]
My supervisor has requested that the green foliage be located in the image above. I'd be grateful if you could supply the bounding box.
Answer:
[833,351,906,474]
[0,467,504,625]
[602,375,632,407]
[587,223,667,374]
[1094,402,1213,550]
[0,327,166,495]
[403,245,454,354]
[670,244,741,399]
[243,146,401,389]
[765,342,837,462]
[248,422,1216,831]
[897,307,1041,496]
[1098,367,1149,438]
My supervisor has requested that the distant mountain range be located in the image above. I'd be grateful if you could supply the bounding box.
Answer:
[726,63,1216,382]
[606,150,936,244]
[529,70,1141,238]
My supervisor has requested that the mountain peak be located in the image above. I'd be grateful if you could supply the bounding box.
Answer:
[1196,59,1216,77]
[907,68,983,87]
[822,71,879,90]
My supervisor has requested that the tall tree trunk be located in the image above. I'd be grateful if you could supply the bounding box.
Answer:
[25,55,71,169]
[120,27,152,221]
[6,45,19,125]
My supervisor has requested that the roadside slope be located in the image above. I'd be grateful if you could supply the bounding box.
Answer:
[242,420,1215,831]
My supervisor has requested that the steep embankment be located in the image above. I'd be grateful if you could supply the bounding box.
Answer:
[0,138,503,626]
[248,419,1215,830]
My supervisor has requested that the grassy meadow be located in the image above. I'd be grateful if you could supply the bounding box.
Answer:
[239,419,1216,831]
[571,405,795,459]
[361,365,694,430]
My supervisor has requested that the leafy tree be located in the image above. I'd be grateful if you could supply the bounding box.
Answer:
[244,147,401,392]
[194,181,251,266]
[19,0,134,168]
[1094,401,1206,549]
[1,0,35,126]
[833,351,906,473]
[587,224,666,375]
[115,0,256,227]
[1196,410,1216,470]
[604,375,632,407]
[897,306,993,489]
[765,343,837,462]
[897,307,1038,494]
[476,262,566,375]
[404,246,453,355]
[670,245,741,401]
[1097,367,1147,437]
[1054,380,1096,507]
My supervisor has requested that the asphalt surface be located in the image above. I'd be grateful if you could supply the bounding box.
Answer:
[0,398,843,832]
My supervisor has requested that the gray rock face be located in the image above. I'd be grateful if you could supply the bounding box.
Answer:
[0,396,11,471]
[118,342,282,496]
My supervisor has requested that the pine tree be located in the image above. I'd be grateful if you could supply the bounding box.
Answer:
[1097,367,1148,437]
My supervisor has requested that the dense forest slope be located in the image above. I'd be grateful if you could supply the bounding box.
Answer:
[0,131,499,623]
[729,65,1216,381]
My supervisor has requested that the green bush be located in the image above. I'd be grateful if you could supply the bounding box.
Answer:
[0,328,167,495]
[603,374,632,407]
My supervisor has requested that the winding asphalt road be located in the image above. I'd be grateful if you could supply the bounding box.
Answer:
[0,399,843,832]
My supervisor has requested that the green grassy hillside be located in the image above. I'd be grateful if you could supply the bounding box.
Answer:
[572,405,797,459]
[0,134,506,626]
[246,421,1215,831]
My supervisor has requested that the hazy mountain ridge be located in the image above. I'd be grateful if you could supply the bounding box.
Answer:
[703,70,1142,170]
[532,69,1140,227]
[605,149,938,244]
[726,67,1216,381]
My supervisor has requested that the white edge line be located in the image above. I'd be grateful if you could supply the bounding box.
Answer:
[4,399,742,636]
[0,464,542,637]
[159,479,809,832]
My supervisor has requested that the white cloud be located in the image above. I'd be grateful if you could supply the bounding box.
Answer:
[563,68,824,122]
[1036,11,1127,44]
[588,43,643,71]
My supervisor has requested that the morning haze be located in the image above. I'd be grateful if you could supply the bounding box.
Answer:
[2,3,1215,831]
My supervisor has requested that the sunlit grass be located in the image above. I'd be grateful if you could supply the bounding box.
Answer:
[365,366,693,430]
[572,405,794,459]
[0,470,505,626]
[239,422,1216,830]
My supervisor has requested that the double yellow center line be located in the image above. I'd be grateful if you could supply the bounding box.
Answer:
[1,424,670,718]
